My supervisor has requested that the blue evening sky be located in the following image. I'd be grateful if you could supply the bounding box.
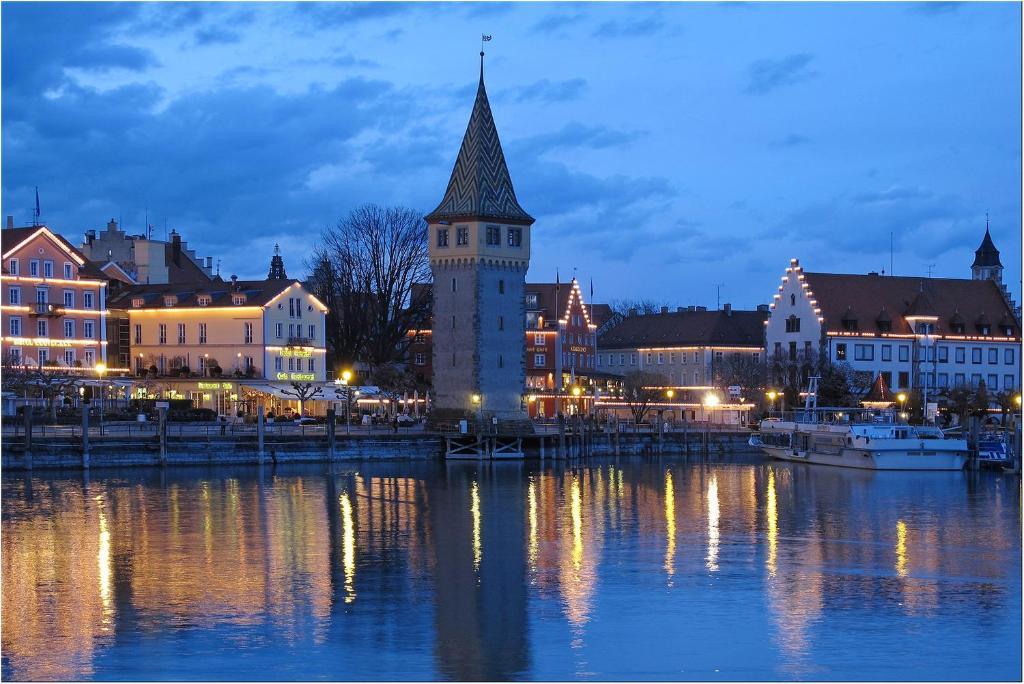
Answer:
[2,2,1020,309]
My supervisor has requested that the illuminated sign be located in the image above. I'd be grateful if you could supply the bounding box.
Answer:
[276,372,316,382]
[280,348,313,358]
[198,382,233,390]
[569,345,589,353]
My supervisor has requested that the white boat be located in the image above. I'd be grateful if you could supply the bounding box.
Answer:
[753,377,968,471]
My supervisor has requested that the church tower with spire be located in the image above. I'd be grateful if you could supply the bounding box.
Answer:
[426,52,534,420]
[268,243,287,279]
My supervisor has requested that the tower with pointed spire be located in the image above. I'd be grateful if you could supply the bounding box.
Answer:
[971,215,1003,284]
[427,52,535,420]
[268,243,287,280]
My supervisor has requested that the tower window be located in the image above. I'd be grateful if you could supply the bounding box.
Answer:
[456,226,469,246]
[785,315,801,333]
[437,228,449,247]
[498,315,504,331]
[507,227,522,247]
[486,225,501,246]
[499,354,503,368]
[498,279,504,294]
[452,277,457,292]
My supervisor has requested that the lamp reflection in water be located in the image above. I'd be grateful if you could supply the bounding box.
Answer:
[766,469,778,578]
[664,469,676,578]
[706,474,720,572]
[471,481,482,574]
[528,478,538,572]
[895,520,908,578]
[570,475,583,572]
[340,491,357,603]
[96,495,113,627]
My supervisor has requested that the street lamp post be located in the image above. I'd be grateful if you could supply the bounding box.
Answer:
[897,392,908,422]
[95,362,107,434]
[702,392,719,456]
[766,390,778,414]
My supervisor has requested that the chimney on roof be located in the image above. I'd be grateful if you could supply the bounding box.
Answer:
[696,306,707,312]
[724,303,732,316]
[868,270,879,276]
[660,306,669,315]
[170,230,181,266]
[205,256,213,269]
[6,215,13,229]
[677,307,685,313]
[85,229,96,245]
[687,305,695,312]
[628,308,638,317]
[107,219,118,232]
[756,304,770,312]
[231,274,239,291]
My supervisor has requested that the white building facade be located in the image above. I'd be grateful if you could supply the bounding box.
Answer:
[767,247,1021,405]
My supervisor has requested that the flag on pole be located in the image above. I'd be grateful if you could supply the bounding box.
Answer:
[482,34,492,41]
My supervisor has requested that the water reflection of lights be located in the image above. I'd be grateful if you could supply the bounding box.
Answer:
[340,492,357,603]
[895,520,908,577]
[96,495,113,624]
[528,478,538,572]
[706,475,720,572]
[664,470,676,577]
[766,469,778,578]
[570,475,583,571]
[471,481,482,573]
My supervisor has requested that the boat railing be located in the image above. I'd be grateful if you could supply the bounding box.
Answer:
[765,407,898,426]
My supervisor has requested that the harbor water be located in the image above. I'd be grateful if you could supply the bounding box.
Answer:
[2,457,1020,681]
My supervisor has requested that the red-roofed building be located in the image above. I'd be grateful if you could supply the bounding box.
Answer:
[767,227,1021,410]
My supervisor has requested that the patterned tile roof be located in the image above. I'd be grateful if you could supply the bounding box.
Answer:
[425,64,533,225]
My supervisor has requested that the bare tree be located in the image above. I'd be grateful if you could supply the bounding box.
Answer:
[307,204,431,373]
[1,350,32,399]
[31,361,78,422]
[622,370,668,425]
[610,298,674,317]
[714,352,766,402]
[370,363,417,416]
[280,382,324,418]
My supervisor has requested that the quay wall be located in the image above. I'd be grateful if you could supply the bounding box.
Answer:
[1,430,756,471]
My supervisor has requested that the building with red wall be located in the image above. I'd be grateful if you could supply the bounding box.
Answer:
[2,224,111,372]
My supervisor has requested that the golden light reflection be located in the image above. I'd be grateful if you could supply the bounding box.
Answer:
[528,478,538,572]
[706,474,720,572]
[471,481,482,573]
[96,496,113,626]
[340,491,357,603]
[766,469,778,578]
[896,520,908,577]
[664,470,676,577]
[570,475,583,571]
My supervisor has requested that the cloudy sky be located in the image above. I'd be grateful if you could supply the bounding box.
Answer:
[2,2,1020,309]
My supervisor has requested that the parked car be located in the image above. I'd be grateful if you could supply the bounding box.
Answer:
[295,416,319,425]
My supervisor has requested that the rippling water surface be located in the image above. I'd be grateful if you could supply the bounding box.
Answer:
[2,458,1020,681]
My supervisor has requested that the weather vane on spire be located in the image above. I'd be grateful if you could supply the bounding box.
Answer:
[480,34,492,79]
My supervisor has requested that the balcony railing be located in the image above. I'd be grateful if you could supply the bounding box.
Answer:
[286,337,313,347]
[31,302,64,317]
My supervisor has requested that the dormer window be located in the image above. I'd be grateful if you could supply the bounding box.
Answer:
[1003,326,1014,336]
[951,322,965,334]
[163,296,177,307]
[132,297,144,308]
[915,322,934,335]
[980,325,991,336]
[197,295,211,307]
[877,320,892,332]
[232,294,246,305]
